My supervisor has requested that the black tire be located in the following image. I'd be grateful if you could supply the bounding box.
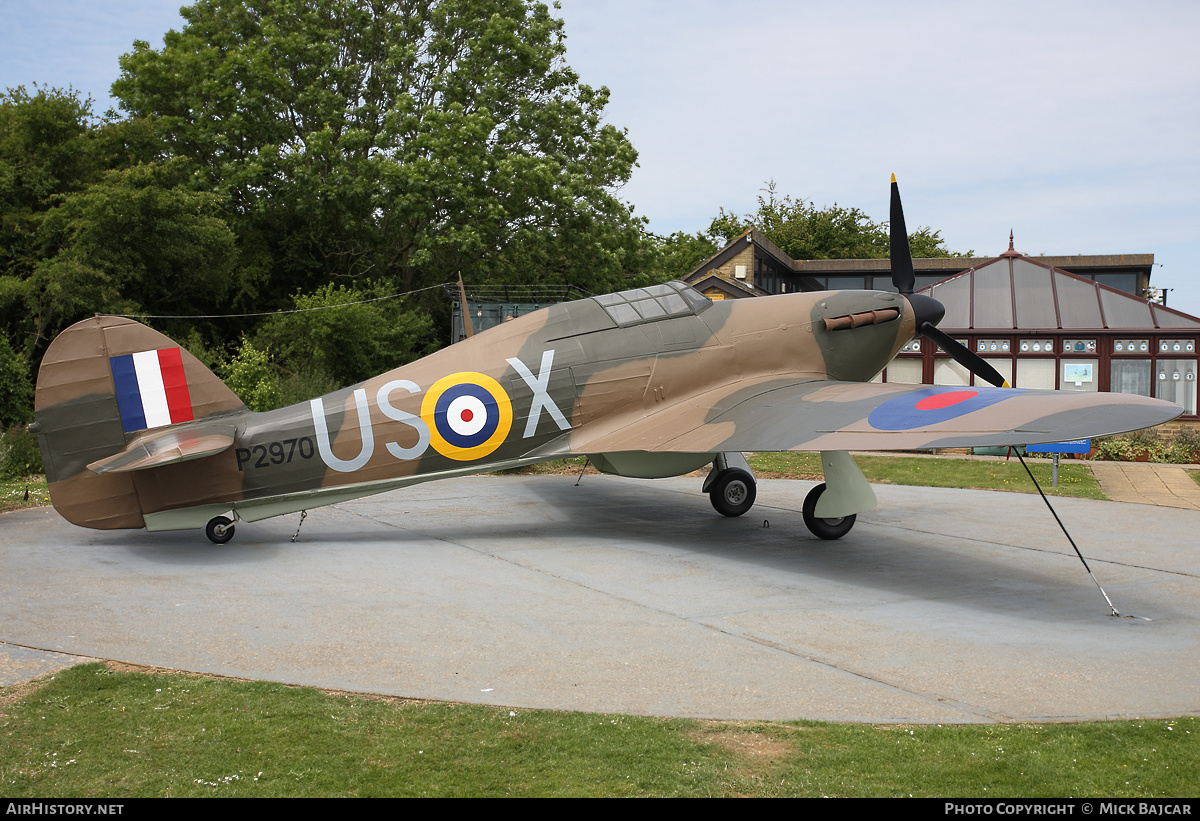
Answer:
[709,470,756,517]
[205,515,235,545]
[802,483,855,540]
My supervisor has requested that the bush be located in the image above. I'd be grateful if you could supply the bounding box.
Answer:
[1,424,43,479]
[1091,428,1200,464]
[255,283,437,390]
[1093,436,1136,461]
[1171,427,1200,464]
[221,337,282,412]
[0,336,34,426]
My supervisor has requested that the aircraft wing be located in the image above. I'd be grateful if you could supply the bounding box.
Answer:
[567,378,1183,454]
[87,423,237,474]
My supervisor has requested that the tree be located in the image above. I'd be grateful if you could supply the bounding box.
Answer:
[221,336,282,412]
[0,334,33,426]
[112,0,646,305]
[25,159,240,352]
[708,181,966,262]
[649,230,719,282]
[254,282,437,394]
[0,87,103,348]
[0,87,218,361]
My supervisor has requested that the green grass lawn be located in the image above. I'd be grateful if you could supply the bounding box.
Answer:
[2,664,1194,798]
[0,475,48,515]
[747,453,1106,499]
[498,453,1107,500]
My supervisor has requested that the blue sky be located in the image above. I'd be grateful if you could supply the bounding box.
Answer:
[4,0,1198,317]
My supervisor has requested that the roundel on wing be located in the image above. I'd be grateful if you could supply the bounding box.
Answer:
[868,386,1025,431]
[421,372,513,461]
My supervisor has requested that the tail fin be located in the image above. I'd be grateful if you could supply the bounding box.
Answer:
[33,316,244,529]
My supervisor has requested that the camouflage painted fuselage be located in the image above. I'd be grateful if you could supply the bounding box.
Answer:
[33,283,1179,533]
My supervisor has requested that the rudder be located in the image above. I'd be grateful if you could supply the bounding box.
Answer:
[33,316,244,529]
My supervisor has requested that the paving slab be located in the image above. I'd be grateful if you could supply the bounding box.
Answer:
[1090,462,1200,510]
[1,476,1198,723]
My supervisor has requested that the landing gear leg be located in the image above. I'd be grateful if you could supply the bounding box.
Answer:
[703,453,758,518]
[800,452,877,540]
[205,515,235,545]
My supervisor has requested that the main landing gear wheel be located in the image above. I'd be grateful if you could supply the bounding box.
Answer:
[205,515,235,545]
[709,470,756,517]
[802,483,856,540]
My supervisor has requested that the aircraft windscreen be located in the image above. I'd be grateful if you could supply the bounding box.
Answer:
[593,281,711,327]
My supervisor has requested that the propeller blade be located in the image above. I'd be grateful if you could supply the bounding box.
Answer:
[890,174,915,295]
[921,323,1011,388]
[891,178,1009,388]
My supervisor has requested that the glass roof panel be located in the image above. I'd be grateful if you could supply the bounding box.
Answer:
[1152,305,1200,328]
[1010,259,1059,329]
[972,263,1014,329]
[1054,273,1103,328]
[1100,288,1154,329]
[929,274,972,327]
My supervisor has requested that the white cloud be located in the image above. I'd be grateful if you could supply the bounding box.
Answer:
[3,0,1197,315]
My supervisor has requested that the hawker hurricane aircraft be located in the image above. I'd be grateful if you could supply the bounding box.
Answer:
[32,180,1182,543]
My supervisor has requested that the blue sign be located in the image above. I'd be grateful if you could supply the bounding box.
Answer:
[1026,440,1091,454]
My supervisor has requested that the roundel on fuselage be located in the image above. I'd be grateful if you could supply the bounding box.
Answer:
[867,386,1025,431]
[421,372,513,461]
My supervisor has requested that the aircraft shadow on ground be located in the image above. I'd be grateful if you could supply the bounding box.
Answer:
[42,476,1186,625]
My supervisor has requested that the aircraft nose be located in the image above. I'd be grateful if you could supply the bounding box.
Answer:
[905,293,945,331]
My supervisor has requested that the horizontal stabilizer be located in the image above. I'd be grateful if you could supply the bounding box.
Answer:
[87,424,237,474]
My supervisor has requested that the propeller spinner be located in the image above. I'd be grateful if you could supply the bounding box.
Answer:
[890,176,1011,389]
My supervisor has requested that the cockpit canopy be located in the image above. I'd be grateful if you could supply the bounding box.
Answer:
[592,281,711,328]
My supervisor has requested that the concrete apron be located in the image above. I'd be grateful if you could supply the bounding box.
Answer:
[2,475,1198,723]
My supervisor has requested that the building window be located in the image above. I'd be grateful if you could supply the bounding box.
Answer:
[934,359,971,386]
[1061,339,1097,354]
[1060,359,1099,393]
[981,358,1013,387]
[1156,359,1198,415]
[1111,359,1153,398]
[1091,273,1138,294]
[1016,359,1056,390]
[886,359,923,384]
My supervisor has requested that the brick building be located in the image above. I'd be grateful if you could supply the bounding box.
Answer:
[684,231,1199,422]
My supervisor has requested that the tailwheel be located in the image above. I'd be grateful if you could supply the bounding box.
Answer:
[205,515,236,545]
[709,470,756,517]
[802,483,855,540]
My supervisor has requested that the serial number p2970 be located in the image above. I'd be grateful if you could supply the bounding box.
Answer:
[236,438,316,471]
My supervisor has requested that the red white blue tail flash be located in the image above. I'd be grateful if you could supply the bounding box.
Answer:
[110,348,195,433]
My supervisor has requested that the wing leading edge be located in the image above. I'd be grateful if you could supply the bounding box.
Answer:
[567,379,1183,455]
